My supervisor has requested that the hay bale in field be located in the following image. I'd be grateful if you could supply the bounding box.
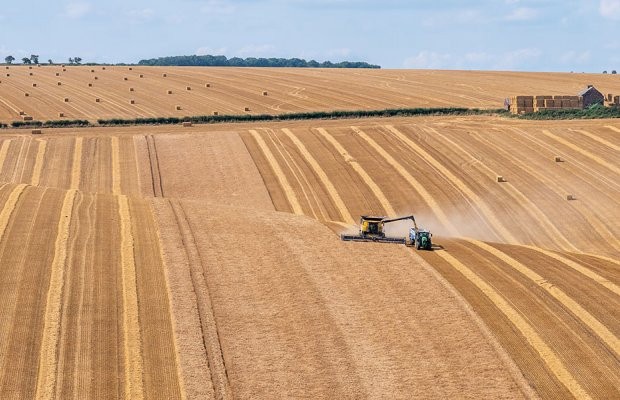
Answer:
[182,121,192,127]
[213,111,218,115]
[4,66,8,69]
[139,74,144,78]
[29,72,33,76]
[176,105,181,110]
[128,67,133,70]
[129,87,134,92]
[130,99,135,104]
[62,68,66,71]
[55,72,60,76]
[28,66,32,70]
[205,83,211,87]
[554,156,564,162]
[24,92,29,97]
[162,73,167,77]
[244,107,251,111]
[186,86,191,90]
[57,82,62,86]
[5,74,9,77]
[58,112,64,118]
[91,69,95,72]
[262,91,268,96]
[19,111,25,115]
[32,83,37,87]
[31,129,42,135]
[123,77,128,81]
[23,116,33,121]
[167,90,172,94]
[88,83,93,87]
[102,67,106,70]
[61,64,65,67]
[95,98,100,103]
[94,76,98,80]
[496,176,507,183]
[566,194,576,201]
[64,97,69,102]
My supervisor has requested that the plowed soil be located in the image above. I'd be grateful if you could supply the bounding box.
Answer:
[0,69,617,399]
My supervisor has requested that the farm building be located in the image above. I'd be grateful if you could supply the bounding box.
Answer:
[579,85,604,108]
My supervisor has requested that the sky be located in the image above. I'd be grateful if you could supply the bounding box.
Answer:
[1,0,619,71]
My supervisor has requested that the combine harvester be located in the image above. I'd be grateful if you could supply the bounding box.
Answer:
[341,215,433,250]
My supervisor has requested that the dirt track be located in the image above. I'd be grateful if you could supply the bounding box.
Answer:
[0,75,617,399]
[3,66,620,122]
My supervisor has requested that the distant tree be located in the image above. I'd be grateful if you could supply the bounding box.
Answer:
[612,70,617,74]
[22,57,32,64]
[30,54,39,64]
[603,70,608,74]
[48,59,53,65]
[73,57,82,64]
[4,55,15,64]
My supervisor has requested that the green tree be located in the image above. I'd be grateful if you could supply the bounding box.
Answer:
[48,59,53,65]
[68,57,74,64]
[4,55,15,64]
[74,57,82,64]
[30,54,39,64]
[22,57,32,64]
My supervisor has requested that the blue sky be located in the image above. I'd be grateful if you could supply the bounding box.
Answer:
[1,0,619,71]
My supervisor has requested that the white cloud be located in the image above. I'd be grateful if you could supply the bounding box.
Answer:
[403,48,541,70]
[505,7,539,20]
[327,48,352,58]
[196,46,228,56]
[201,0,236,15]
[403,51,452,69]
[236,44,276,57]
[560,50,591,64]
[127,8,155,21]
[600,0,620,19]
[64,2,92,19]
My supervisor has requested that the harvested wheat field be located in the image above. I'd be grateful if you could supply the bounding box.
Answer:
[2,66,620,122]
[0,102,617,398]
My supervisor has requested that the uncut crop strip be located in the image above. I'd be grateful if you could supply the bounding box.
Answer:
[541,129,620,176]
[464,239,620,357]
[0,140,13,174]
[145,135,164,197]
[249,130,303,214]
[315,127,396,216]
[472,129,620,253]
[170,200,232,400]
[30,140,47,186]
[351,126,458,235]
[572,129,620,152]
[426,126,578,251]
[281,128,354,224]
[118,195,144,399]
[70,138,82,190]
[35,189,77,400]
[265,129,327,220]
[384,125,517,243]
[434,250,591,399]
[111,137,121,195]
[522,246,620,296]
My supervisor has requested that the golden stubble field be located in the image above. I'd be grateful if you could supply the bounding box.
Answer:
[2,66,620,122]
[0,70,617,399]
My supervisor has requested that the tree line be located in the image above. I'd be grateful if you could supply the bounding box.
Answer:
[138,55,380,68]
[3,55,83,65]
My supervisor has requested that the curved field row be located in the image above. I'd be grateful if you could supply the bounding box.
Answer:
[3,66,620,121]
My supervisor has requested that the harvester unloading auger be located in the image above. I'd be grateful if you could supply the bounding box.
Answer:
[340,215,433,250]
